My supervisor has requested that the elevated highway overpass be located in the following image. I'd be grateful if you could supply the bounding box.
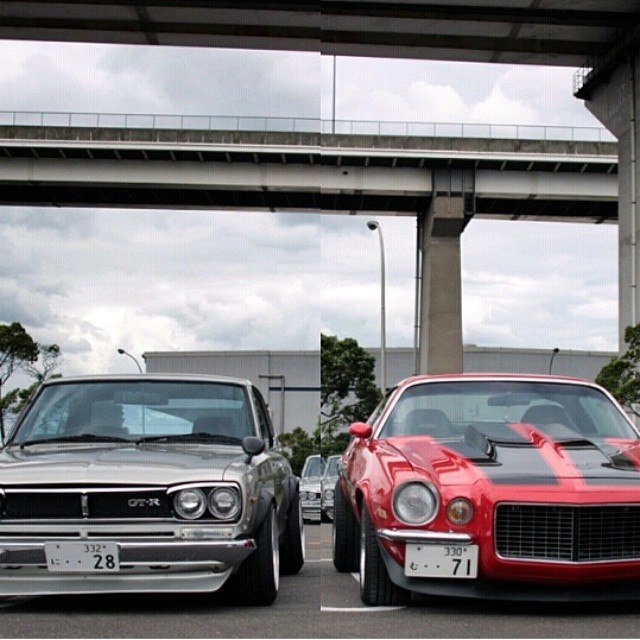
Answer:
[0,112,619,375]
[0,1,634,66]
[0,113,618,222]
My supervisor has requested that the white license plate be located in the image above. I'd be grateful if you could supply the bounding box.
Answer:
[405,544,478,579]
[44,542,120,573]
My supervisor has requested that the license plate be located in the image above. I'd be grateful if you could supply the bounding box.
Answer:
[405,544,478,578]
[44,542,120,573]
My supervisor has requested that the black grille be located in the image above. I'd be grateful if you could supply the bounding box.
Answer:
[4,493,82,519]
[88,491,171,519]
[496,504,640,562]
[3,489,170,520]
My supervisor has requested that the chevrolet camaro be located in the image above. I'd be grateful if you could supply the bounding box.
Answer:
[333,374,640,605]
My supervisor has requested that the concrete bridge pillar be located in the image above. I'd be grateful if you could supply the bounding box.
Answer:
[583,53,640,351]
[417,193,466,374]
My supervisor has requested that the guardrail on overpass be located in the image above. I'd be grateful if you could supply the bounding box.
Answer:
[0,111,616,143]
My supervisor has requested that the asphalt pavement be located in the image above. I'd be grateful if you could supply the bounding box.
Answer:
[3,525,640,637]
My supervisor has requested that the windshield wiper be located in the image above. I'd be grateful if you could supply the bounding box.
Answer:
[17,433,132,449]
[135,432,243,445]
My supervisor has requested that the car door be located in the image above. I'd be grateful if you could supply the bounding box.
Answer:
[251,386,289,532]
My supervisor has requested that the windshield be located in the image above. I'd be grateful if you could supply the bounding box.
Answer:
[324,456,339,478]
[10,380,254,445]
[378,381,638,442]
[301,455,324,478]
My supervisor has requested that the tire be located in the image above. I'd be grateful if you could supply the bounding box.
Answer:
[332,479,360,572]
[280,492,305,575]
[227,505,279,606]
[359,506,410,606]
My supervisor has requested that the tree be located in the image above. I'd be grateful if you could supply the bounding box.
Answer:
[321,333,382,429]
[596,324,640,417]
[0,324,64,428]
[279,427,318,476]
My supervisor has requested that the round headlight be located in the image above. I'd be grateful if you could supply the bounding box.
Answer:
[392,482,438,525]
[324,489,334,500]
[174,488,207,520]
[208,487,241,520]
[307,492,317,501]
[300,491,308,501]
[446,498,474,525]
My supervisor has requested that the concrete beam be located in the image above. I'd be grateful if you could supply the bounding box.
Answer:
[584,53,640,351]
[418,196,464,374]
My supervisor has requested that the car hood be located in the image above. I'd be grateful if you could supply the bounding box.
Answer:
[386,425,640,487]
[300,478,321,492]
[0,443,246,486]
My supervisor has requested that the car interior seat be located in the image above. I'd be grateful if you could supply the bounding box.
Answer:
[519,404,582,438]
[403,408,457,437]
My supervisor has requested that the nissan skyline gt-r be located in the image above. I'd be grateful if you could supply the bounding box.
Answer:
[333,374,640,606]
[0,374,304,604]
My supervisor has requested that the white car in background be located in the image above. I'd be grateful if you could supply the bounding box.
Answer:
[299,454,323,523]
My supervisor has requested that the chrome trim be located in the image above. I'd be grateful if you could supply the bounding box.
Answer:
[3,487,167,493]
[377,529,473,545]
[494,502,640,565]
[391,480,440,526]
[0,539,256,567]
[166,481,239,494]
[371,376,640,440]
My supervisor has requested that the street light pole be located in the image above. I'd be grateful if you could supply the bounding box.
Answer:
[367,221,387,393]
[117,348,143,373]
[549,348,560,375]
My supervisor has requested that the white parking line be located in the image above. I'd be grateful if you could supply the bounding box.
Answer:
[305,558,333,563]
[321,606,406,613]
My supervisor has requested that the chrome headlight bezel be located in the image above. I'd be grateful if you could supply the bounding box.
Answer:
[208,486,241,521]
[323,489,334,500]
[173,488,207,520]
[392,480,439,526]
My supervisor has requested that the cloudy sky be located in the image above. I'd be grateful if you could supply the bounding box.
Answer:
[0,42,617,386]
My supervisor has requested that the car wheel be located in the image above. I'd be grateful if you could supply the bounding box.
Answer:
[332,479,359,572]
[280,491,305,575]
[359,505,410,606]
[227,504,279,606]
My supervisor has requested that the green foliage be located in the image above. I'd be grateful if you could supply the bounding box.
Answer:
[280,334,381,476]
[0,322,64,426]
[0,322,39,387]
[596,324,640,416]
[321,333,382,429]
[279,427,318,476]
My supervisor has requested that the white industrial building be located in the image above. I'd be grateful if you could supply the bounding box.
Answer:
[143,347,615,435]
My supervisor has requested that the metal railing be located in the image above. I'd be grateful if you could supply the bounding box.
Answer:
[0,110,617,143]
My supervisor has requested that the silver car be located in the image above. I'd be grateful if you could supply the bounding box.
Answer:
[321,455,340,521]
[299,454,323,524]
[0,374,304,605]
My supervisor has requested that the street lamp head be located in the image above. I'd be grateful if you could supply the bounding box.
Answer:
[367,220,379,231]
[553,347,560,354]
[117,348,125,354]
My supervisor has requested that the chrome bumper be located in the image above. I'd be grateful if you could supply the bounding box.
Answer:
[0,538,256,596]
[377,529,473,545]
[0,539,256,567]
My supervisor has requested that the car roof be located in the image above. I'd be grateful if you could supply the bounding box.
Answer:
[396,373,592,388]
[41,373,253,387]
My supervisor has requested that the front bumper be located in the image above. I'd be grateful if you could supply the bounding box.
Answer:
[376,529,640,601]
[0,538,256,596]
[301,501,321,522]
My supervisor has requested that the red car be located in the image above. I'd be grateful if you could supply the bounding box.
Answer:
[333,374,640,605]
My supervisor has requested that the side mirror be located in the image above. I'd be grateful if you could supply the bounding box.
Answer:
[349,422,372,439]
[242,436,266,464]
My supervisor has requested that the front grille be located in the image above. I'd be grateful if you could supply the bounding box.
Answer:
[3,489,170,520]
[496,504,640,562]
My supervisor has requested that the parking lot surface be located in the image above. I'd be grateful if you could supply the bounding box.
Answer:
[3,524,640,637]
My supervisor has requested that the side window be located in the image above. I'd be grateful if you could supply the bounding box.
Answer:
[252,387,273,444]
